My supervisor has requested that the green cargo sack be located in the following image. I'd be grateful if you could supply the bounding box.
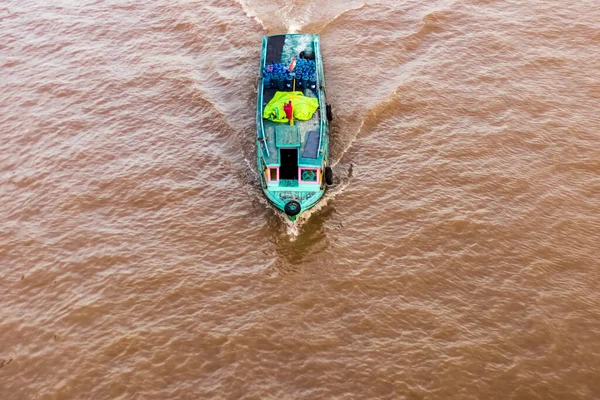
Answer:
[263,91,319,123]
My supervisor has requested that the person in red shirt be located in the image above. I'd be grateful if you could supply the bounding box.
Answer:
[283,101,293,120]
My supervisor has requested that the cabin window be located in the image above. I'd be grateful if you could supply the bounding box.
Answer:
[299,168,319,184]
[269,168,278,182]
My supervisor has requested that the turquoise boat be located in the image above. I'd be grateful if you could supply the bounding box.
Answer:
[256,34,333,222]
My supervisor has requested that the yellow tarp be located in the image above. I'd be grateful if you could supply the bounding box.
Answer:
[263,91,319,123]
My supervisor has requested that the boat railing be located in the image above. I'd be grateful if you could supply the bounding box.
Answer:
[258,89,270,159]
[258,38,270,159]
[314,37,325,154]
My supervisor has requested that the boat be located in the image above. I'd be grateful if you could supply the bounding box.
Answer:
[256,34,334,222]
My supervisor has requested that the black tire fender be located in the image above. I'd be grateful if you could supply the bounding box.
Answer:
[284,200,301,216]
[325,166,334,186]
[326,104,333,122]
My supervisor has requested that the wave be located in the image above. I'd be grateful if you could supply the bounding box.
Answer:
[298,2,370,35]
[231,0,267,30]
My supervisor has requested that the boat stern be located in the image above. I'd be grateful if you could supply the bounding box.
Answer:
[263,188,324,221]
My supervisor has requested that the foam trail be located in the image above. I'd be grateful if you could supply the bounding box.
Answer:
[285,179,350,240]
[288,23,301,34]
[285,220,301,239]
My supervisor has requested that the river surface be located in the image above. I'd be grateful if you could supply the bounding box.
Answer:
[1,0,600,399]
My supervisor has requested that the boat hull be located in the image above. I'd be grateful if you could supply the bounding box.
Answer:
[256,34,330,221]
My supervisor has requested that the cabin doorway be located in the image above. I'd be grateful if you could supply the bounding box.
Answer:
[279,148,298,180]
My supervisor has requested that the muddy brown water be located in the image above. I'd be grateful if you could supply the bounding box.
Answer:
[1,0,600,399]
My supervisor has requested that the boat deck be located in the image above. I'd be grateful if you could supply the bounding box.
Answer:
[260,34,324,168]
[261,92,321,166]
